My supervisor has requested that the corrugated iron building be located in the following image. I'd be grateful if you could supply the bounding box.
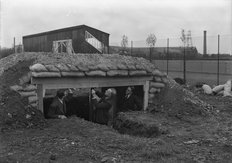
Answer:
[23,25,110,54]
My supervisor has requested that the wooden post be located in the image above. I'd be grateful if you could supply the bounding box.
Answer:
[37,84,44,113]
[143,81,149,111]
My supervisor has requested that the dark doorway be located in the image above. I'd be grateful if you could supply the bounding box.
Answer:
[115,86,143,113]
[43,89,90,120]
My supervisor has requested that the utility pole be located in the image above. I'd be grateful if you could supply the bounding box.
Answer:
[180,29,187,84]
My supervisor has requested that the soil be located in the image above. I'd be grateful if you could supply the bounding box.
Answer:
[1,53,232,163]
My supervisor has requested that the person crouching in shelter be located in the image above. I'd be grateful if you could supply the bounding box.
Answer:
[47,89,67,119]
[121,86,142,111]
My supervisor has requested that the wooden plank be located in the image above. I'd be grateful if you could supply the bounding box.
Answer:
[143,81,150,111]
[32,76,152,89]
[37,84,44,113]
[88,89,93,122]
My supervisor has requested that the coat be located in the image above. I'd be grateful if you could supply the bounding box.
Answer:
[93,98,112,125]
[121,94,142,111]
[47,96,66,119]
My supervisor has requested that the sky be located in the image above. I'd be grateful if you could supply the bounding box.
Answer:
[0,0,231,53]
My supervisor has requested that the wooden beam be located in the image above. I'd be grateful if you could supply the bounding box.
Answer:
[143,81,150,111]
[37,84,44,113]
[32,76,152,90]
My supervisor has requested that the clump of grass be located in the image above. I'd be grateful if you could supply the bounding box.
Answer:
[139,141,179,161]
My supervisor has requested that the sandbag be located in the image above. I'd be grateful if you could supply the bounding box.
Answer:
[150,82,165,88]
[19,91,36,97]
[224,80,232,96]
[153,76,162,82]
[66,64,79,72]
[129,70,147,76]
[30,63,47,72]
[117,63,127,70]
[29,103,37,108]
[97,63,110,71]
[152,69,163,77]
[149,93,155,99]
[28,96,38,104]
[55,63,70,72]
[161,77,168,84]
[85,70,106,77]
[61,72,85,77]
[142,64,153,73]
[149,87,158,94]
[126,64,136,70]
[212,85,224,93]
[19,72,32,85]
[10,85,23,91]
[77,63,89,72]
[135,64,144,70]
[44,65,60,72]
[23,85,37,92]
[107,70,128,76]
[32,72,61,78]
[88,64,99,71]
[202,84,212,94]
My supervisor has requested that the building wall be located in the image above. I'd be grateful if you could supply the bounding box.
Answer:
[23,26,109,53]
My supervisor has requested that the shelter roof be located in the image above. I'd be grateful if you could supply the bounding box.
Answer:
[30,53,156,78]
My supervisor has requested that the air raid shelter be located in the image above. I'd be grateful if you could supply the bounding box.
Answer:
[23,25,109,54]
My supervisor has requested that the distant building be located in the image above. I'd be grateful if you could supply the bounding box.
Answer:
[23,25,109,54]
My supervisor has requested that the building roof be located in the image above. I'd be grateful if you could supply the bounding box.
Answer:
[23,25,110,39]
[30,53,157,78]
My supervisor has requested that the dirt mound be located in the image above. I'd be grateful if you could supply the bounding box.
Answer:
[0,53,47,130]
[113,111,167,137]
[149,78,215,120]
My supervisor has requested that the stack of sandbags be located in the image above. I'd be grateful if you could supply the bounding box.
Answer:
[148,69,168,104]
[10,84,37,108]
[224,80,232,97]
[29,53,156,78]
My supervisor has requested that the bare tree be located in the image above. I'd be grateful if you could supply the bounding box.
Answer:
[146,34,157,61]
[146,34,157,47]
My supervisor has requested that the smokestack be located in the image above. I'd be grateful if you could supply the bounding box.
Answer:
[203,30,207,55]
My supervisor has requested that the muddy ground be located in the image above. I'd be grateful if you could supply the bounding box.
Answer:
[0,53,232,163]
[1,93,232,163]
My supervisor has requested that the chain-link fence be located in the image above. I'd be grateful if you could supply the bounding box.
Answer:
[109,34,232,85]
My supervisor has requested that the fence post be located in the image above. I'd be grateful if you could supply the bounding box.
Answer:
[166,38,169,75]
[14,37,16,53]
[217,35,220,85]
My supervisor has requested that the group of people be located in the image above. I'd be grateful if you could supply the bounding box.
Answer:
[91,86,143,126]
[46,86,143,126]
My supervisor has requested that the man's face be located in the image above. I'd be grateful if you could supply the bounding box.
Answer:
[105,89,112,99]
[126,87,132,96]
